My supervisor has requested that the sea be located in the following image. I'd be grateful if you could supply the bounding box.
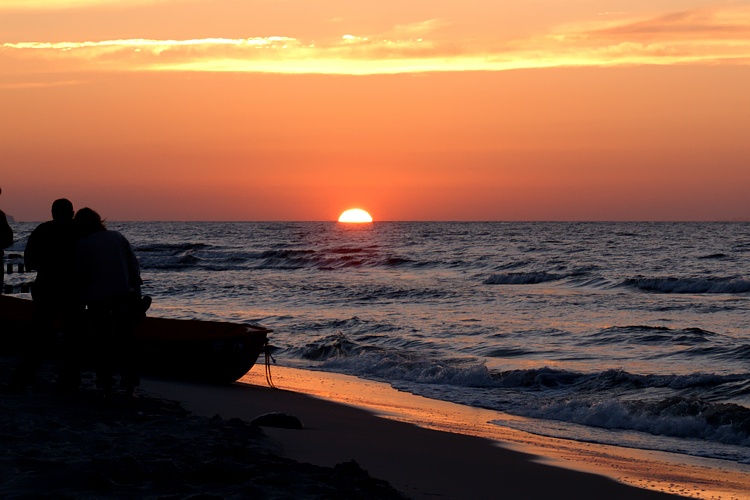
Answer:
[5,221,750,465]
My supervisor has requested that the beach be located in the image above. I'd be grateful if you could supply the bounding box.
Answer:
[3,357,748,499]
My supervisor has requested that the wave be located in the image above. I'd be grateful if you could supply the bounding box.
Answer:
[136,242,210,253]
[136,246,416,271]
[685,343,750,362]
[584,325,717,346]
[733,344,750,360]
[484,272,566,285]
[493,261,532,271]
[253,249,317,269]
[620,276,750,294]
[285,332,750,449]
[512,395,750,448]
[490,368,748,394]
[482,272,750,294]
[698,253,729,260]
[138,246,439,271]
[289,332,747,393]
[484,347,536,358]
[291,334,747,397]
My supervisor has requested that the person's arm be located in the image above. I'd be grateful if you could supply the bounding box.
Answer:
[23,227,40,271]
[123,236,143,294]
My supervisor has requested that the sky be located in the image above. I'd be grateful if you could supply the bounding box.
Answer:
[1,0,749,221]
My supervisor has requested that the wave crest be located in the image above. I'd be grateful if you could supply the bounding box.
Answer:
[514,396,750,447]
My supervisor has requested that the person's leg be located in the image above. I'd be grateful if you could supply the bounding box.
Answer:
[113,296,140,396]
[11,290,55,388]
[88,303,116,394]
[56,301,85,391]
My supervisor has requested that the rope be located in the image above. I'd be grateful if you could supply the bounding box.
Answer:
[264,340,277,389]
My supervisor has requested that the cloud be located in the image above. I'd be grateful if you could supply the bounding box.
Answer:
[2,6,749,76]
[3,37,296,52]
[546,5,750,65]
[589,7,750,39]
[391,19,449,36]
[1,35,449,75]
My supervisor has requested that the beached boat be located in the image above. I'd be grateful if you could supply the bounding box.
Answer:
[0,294,271,385]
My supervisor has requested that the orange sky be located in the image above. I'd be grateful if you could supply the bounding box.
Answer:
[1,0,749,221]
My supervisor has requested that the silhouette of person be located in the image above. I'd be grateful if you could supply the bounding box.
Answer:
[0,187,14,292]
[74,208,143,397]
[13,198,80,390]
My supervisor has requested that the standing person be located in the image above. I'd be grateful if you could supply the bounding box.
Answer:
[74,207,143,397]
[12,198,80,390]
[0,187,14,291]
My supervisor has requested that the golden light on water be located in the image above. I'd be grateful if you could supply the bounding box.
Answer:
[338,208,373,223]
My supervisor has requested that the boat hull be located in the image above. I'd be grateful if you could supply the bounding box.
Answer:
[0,294,271,385]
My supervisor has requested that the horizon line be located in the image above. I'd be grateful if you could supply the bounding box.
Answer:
[7,218,750,224]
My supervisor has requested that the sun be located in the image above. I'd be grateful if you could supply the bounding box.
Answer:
[338,208,373,223]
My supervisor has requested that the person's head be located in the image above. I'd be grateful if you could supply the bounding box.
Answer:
[74,207,106,235]
[51,198,74,222]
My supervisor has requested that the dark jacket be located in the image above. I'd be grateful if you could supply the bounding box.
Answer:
[25,219,76,294]
[0,209,12,257]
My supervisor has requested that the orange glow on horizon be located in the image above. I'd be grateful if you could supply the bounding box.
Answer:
[338,209,373,223]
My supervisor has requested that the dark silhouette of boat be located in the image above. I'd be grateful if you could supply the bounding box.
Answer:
[0,294,271,385]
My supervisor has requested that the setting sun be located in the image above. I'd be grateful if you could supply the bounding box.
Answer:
[338,208,373,223]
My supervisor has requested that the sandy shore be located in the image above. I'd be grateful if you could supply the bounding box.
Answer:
[0,357,402,499]
[144,364,750,500]
[3,357,749,499]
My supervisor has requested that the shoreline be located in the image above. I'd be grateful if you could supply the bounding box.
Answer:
[143,364,750,499]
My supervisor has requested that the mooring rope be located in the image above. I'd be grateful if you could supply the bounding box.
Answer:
[264,340,277,389]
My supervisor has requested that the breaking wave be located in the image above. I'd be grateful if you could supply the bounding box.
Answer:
[283,331,750,453]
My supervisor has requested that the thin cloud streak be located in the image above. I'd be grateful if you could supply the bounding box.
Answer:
[590,7,750,39]
[4,37,296,51]
[2,6,749,76]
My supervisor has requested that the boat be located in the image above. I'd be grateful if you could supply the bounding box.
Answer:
[0,294,272,385]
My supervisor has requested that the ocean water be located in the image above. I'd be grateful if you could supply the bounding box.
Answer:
[5,221,750,464]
